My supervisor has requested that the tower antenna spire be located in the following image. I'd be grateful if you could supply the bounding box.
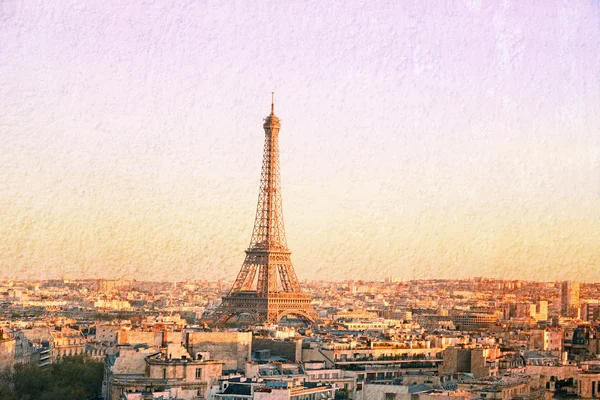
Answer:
[271,92,274,114]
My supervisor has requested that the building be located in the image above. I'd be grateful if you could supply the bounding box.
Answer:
[532,301,549,322]
[525,365,579,393]
[302,339,440,368]
[439,347,501,379]
[340,320,394,331]
[582,301,600,322]
[115,329,252,370]
[254,380,336,400]
[450,311,499,330]
[565,326,600,361]
[95,324,121,344]
[505,301,548,323]
[252,337,303,363]
[528,329,563,356]
[362,382,472,400]
[104,341,223,400]
[560,281,580,318]
[459,379,531,400]
[51,328,86,361]
[214,378,336,400]
[304,361,355,395]
[21,326,86,364]
[94,299,132,311]
[0,329,16,372]
[578,364,600,398]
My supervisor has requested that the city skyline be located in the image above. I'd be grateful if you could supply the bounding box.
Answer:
[1,1,599,282]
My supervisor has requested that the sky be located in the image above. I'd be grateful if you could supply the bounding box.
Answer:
[0,0,599,282]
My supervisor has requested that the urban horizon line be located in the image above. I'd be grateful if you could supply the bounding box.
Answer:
[0,274,595,285]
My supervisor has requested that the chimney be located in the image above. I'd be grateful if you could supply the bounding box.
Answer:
[162,329,168,346]
[117,329,128,345]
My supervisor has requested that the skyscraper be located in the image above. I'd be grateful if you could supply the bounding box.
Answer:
[560,281,580,318]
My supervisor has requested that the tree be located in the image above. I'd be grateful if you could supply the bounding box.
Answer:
[3,356,104,400]
[0,369,18,400]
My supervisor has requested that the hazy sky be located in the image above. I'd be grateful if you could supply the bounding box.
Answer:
[1,0,599,282]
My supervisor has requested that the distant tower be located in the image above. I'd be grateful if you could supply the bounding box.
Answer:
[560,281,580,318]
[217,95,318,325]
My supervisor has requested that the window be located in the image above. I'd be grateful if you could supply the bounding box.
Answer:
[196,368,202,379]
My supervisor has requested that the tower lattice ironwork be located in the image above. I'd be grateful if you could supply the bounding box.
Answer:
[217,95,318,325]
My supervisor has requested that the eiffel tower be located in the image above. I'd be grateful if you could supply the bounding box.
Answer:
[216,95,318,325]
